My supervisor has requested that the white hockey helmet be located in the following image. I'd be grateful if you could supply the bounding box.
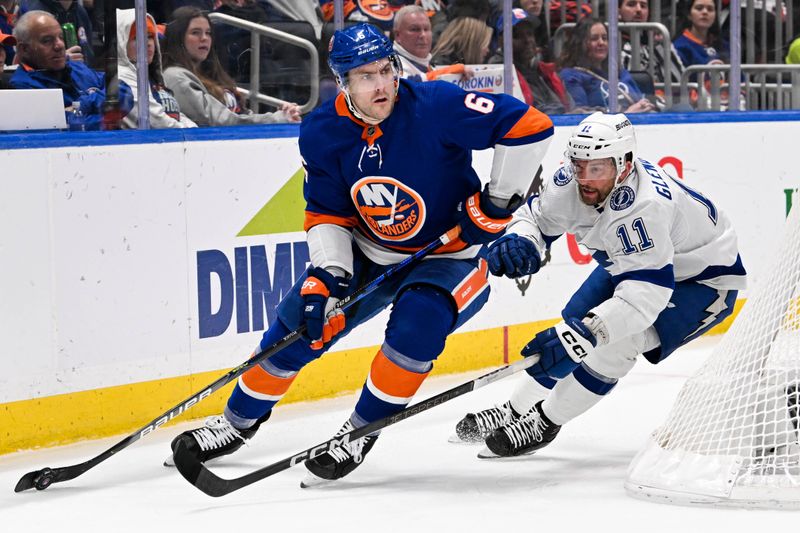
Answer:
[566,112,637,179]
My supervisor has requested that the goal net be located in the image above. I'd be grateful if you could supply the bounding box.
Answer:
[625,199,800,509]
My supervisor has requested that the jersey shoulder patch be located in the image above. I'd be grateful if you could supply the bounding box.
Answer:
[610,185,636,211]
[553,167,572,186]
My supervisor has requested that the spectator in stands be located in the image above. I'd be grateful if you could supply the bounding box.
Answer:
[393,4,433,80]
[618,0,685,109]
[491,8,571,114]
[673,0,727,69]
[20,0,93,65]
[0,30,14,69]
[431,16,491,66]
[117,9,196,129]
[515,0,551,60]
[10,10,123,129]
[162,6,300,127]
[392,4,471,82]
[0,0,16,65]
[558,17,655,113]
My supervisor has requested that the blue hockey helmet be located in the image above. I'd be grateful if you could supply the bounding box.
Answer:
[327,23,400,86]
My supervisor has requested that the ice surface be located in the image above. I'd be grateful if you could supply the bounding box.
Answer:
[0,337,792,532]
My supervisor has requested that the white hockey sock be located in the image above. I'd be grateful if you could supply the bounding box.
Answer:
[510,374,552,415]
[541,373,604,426]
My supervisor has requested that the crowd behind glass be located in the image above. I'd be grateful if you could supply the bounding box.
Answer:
[0,0,797,131]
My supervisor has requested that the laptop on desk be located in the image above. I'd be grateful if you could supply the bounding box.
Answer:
[0,88,67,131]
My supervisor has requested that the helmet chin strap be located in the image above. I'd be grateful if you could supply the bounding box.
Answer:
[343,90,384,125]
[339,60,401,125]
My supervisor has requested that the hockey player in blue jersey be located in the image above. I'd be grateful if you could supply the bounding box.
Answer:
[453,112,747,458]
[167,23,554,484]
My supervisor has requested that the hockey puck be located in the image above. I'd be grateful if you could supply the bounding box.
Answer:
[33,468,54,490]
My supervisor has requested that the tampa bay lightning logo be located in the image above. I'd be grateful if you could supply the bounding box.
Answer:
[553,167,572,186]
[610,186,635,211]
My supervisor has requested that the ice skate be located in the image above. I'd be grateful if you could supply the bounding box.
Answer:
[450,401,520,443]
[479,401,560,459]
[300,419,379,488]
[164,412,270,466]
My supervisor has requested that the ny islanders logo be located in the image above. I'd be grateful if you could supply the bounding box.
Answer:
[351,177,426,241]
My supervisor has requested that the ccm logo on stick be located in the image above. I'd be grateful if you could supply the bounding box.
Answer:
[290,433,354,466]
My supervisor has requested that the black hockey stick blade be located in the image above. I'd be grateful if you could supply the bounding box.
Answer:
[16,467,67,493]
[174,356,538,497]
[13,335,300,493]
[15,228,459,493]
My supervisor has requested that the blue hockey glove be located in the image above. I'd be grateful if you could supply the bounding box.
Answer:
[487,234,541,278]
[457,187,515,246]
[300,267,350,350]
[521,317,597,380]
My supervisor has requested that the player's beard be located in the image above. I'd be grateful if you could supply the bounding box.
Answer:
[578,185,605,205]
[577,180,616,206]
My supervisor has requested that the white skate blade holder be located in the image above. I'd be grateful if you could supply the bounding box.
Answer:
[300,472,333,489]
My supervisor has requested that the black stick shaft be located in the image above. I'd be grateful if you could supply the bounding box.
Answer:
[174,357,538,497]
[15,228,459,493]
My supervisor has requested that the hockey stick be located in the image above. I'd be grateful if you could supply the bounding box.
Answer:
[173,355,539,497]
[14,227,461,493]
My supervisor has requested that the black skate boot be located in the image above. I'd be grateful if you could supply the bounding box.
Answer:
[164,411,270,466]
[480,401,560,458]
[301,419,379,487]
[451,401,521,443]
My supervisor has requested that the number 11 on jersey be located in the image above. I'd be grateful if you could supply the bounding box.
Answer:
[616,217,654,254]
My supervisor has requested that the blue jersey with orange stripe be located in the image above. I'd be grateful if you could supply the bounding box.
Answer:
[299,79,553,264]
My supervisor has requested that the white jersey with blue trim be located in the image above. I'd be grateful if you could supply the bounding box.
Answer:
[510,157,746,345]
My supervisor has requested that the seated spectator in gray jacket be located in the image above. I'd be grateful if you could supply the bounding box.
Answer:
[162,6,299,127]
[117,9,196,129]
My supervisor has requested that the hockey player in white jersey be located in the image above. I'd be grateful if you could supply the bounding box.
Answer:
[453,112,747,458]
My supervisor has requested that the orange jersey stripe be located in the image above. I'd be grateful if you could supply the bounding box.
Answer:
[304,211,359,232]
[369,350,430,399]
[452,259,489,311]
[426,64,466,80]
[240,364,296,396]
[503,107,554,140]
